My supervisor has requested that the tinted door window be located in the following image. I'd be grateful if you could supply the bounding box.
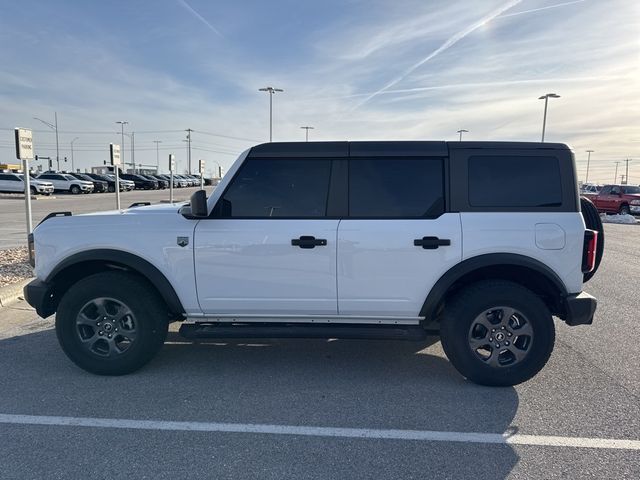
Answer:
[218,158,332,218]
[468,155,562,207]
[348,158,444,217]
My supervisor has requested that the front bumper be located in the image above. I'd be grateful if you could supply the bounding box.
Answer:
[563,292,597,326]
[24,278,56,318]
[630,204,640,214]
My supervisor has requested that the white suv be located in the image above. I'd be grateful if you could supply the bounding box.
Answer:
[36,172,94,194]
[0,172,54,195]
[24,141,602,386]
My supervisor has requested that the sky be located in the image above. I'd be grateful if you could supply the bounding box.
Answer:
[0,0,638,182]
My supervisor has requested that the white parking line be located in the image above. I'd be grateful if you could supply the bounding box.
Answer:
[0,413,638,450]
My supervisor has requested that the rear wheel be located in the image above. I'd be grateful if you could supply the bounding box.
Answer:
[580,196,604,282]
[56,271,169,375]
[440,280,555,386]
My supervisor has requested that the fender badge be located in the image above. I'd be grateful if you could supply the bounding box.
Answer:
[177,236,189,247]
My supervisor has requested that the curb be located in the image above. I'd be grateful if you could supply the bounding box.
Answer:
[0,195,57,200]
[0,278,33,308]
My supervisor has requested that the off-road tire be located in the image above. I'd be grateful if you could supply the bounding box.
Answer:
[440,280,555,387]
[56,271,169,375]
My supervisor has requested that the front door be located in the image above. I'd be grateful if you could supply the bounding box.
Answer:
[194,157,339,315]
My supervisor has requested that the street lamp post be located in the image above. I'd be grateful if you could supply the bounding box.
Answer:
[70,137,79,172]
[456,129,468,141]
[153,140,162,171]
[585,150,594,184]
[538,93,560,142]
[614,161,619,184]
[116,121,128,173]
[33,113,60,170]
[300,126,314,142]
[259,86,284,142]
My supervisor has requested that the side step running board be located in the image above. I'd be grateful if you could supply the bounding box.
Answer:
[179,323,429,341]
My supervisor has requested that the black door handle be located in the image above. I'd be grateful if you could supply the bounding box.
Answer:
[414,236,451,249]
[292,236,327,249]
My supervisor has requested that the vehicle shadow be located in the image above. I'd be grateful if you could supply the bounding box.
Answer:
[0,329,520,479]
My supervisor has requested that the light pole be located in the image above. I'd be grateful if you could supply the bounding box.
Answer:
[70,137,79,172]
[625,158,631,185]
[116,121,128,173]
[585,150,594,184]
[300,126,314,142]
[614,161,619,184]
[259,86,284,142]
[456,129,468,141]
[33,113,60,170]
[153,140,162,171]
[185,129,193,174]
[538,93,560,142]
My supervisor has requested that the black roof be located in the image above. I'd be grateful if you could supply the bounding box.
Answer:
[249,141,571,157]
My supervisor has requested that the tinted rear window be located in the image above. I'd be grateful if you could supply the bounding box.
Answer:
[349,158,444,217]
[468,155,562,207]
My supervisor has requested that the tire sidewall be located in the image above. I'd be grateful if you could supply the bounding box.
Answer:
[441,282,555,386]
[56,273,167,375]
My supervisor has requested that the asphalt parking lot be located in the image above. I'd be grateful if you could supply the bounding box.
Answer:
[0,187,203,248]
[0,214,638,478]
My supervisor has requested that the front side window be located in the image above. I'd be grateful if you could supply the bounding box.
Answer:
[468,155,562,207]
[349,158,444,217]
[623,186,640,194]
[217,158,332,218]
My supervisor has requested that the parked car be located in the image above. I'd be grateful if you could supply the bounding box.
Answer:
[175,174,196,187]
[102,174,135,191]
[69,173,108,193]
[0,172,54,195]
[157,174,187,188]
[119,173,158,190]
[148,175,169,189]
[36,172,94,194]
[140,175,165,189]
[580,184,602,195]
[582,184,640,215]
[25,141,601,386]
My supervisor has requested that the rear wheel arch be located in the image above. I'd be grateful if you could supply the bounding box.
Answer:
[46,249,185,320]
[421,254,568,322]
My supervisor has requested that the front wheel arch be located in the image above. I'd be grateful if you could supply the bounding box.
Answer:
[45,250,185,320]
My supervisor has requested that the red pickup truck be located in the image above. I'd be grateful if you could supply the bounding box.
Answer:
[583,184,640,215]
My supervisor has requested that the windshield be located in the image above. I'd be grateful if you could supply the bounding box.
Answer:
[63,174,78,181]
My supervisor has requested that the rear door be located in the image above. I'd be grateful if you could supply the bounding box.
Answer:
[194,155,341,315]
[0,174,22,192]
[337,146,462,317]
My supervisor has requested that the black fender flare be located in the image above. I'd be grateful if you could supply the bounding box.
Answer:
[46,249,185,316]
[420,253,569,320]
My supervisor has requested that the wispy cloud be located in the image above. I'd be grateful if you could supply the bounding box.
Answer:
[498,0,587,19]
[177,0,224,38]
[353,0,524,109]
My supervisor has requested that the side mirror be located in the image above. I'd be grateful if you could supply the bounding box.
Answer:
[189,190,208,217]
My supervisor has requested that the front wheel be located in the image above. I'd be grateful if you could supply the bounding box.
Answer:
[440,280,555,386]
[56,271,169,375]
[30,187,37,196]
[70,185,81,195]
[619,204,630,215]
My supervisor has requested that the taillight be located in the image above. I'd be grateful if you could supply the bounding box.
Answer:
[582,229,598,273]
[27,233,35,268]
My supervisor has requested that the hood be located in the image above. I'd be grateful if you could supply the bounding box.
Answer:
[30,179,53,186]
[76,202,188,217]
